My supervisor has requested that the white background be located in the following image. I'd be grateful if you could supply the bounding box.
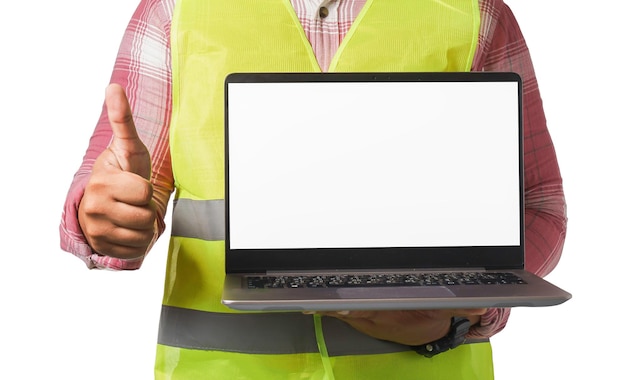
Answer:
[1,1,624,378]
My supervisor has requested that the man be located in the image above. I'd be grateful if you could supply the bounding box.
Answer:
[60,0,567,378]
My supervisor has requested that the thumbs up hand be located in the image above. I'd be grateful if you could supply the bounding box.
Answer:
[78,84,157,259]
[104,84,152,180]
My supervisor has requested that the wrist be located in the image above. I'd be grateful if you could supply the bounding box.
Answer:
[467,314,482,328]
[411,317,472,358]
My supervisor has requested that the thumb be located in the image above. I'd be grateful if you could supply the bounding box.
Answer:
[105,83,151,180]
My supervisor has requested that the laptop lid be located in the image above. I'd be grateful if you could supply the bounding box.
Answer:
[224,72,524,274]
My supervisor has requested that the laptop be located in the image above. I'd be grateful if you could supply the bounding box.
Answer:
[221,71,571,311]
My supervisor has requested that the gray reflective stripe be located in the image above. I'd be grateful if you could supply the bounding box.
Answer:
[159,306,407,355]
[158,306,487,356]
[171,198,225,240]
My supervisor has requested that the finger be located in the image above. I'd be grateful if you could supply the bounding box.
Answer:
[106,83,139,140]
[80,212,155,259]
[105,224,154,247]
[313,310,352,318]
[453,308,488,316]
[79,189,156,230]
[317,310,375,319]
[88,159,154,206]
[108,201,157,230]
[92,231,154,259]
[109,171,154,206]
[105,83,151,180]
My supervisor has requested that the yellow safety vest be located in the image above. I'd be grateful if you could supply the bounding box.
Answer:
[158,0,493,378]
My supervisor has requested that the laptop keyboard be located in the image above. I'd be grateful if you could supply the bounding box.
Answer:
[246,272,527,289]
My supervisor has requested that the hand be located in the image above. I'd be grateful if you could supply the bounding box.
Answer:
[78,84,156,259]
[312,308,487,346]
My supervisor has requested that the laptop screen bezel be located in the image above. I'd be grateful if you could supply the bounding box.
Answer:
[224,72,525,273]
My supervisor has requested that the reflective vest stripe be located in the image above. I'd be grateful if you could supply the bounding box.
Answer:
[158,305,487,356]
[171,199,225,241]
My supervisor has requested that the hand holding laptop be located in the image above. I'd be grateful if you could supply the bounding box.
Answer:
[308,308,487,346]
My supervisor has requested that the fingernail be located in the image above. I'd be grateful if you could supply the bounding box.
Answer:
[302,311,316,315]
[337,310,350,316]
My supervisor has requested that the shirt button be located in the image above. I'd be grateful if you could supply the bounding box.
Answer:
[319,6,329,19]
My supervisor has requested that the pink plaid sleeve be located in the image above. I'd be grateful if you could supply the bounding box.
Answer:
[59,0,175,270]
[467,0,567,339]
[478,0,567,284]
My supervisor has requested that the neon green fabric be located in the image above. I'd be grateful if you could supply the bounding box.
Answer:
[155,342,493,380]
[160,0,493,378]
[169,0,479,203]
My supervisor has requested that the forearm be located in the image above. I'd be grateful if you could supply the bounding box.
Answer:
[467,308,510,339]
[466,0,567,339]
[59,0,174,270]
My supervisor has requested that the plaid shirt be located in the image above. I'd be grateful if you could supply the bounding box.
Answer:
[60,0,566,339]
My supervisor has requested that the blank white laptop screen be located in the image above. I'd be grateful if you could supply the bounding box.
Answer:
[226,80,520,250]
